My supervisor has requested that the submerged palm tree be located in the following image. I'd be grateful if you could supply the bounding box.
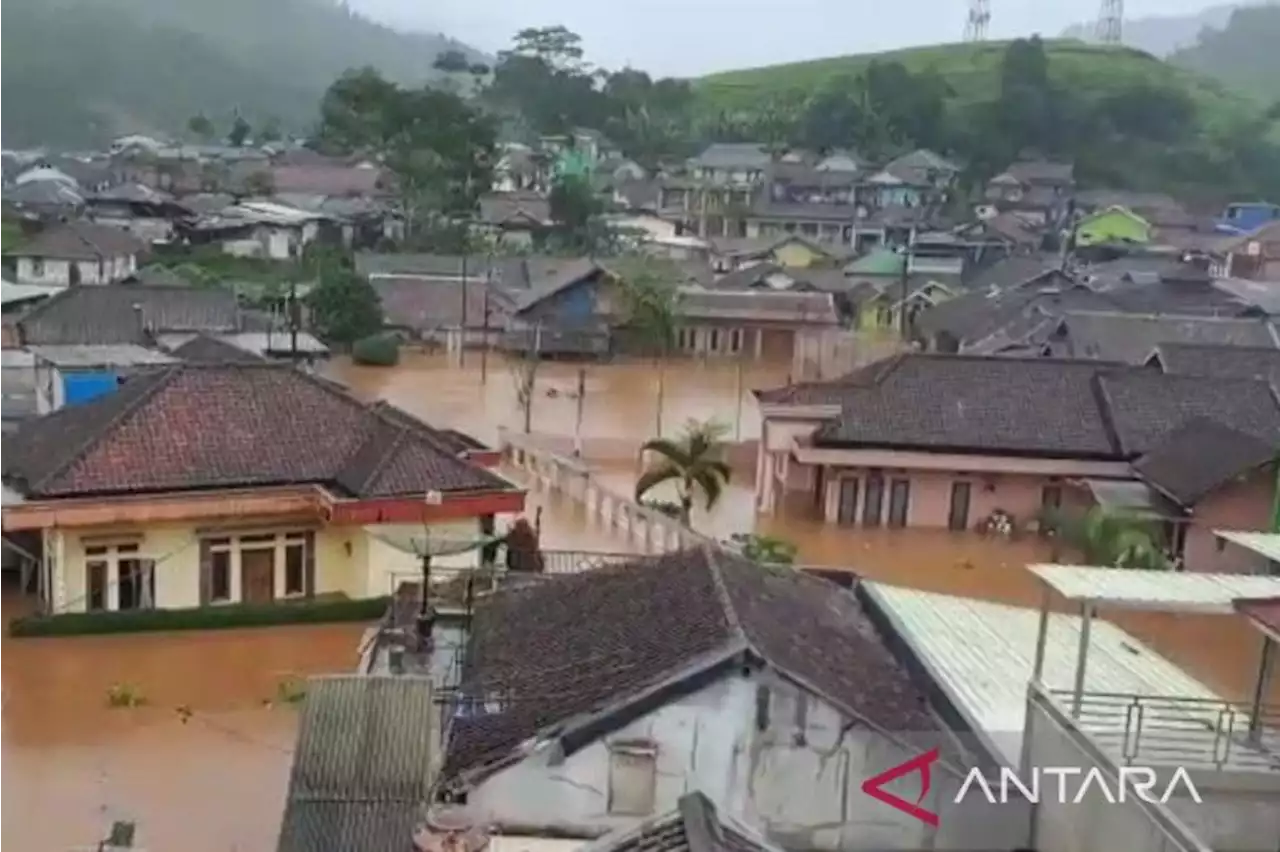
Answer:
[635,419,732,527]
[1045,506,1171,571]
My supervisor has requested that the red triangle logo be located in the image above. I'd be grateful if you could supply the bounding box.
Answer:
[860,748,940,827]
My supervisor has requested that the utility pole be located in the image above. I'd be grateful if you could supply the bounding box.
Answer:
[898,241,912,343]
[480,281,490,384]
[734,355,745,442]
[288,278,299,366]
[573,367,586,458]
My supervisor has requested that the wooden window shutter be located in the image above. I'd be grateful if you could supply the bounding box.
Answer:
[198,539,212,606]
[303,531,316,598]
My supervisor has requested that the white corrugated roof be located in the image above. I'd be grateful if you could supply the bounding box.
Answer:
[864,584,1240,766]
[1216,530,1280,564]
[1,280,65,307]
[26,344,178,368]
[1027,563,1280,613]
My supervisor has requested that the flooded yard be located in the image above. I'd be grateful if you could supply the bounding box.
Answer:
[1,594,367,851]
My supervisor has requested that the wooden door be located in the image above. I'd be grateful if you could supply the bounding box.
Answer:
[240,549,275,604]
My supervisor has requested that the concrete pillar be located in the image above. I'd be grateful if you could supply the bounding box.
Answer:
[753,327,764,360]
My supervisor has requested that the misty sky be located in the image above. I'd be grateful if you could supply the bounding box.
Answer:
[350,0,1217,76]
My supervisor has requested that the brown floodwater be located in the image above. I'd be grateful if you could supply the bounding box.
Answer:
[1,593,369,852]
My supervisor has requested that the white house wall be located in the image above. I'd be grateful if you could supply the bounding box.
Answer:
[14,254,137,286]
[466,667,1019,850]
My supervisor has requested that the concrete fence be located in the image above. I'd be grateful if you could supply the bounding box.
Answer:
[499,427,711,554]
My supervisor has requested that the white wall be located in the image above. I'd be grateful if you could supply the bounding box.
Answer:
[14,253,136,286]
[466,667,1017,850]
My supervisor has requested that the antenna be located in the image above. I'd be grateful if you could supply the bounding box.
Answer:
[964,0,991,42]
[1096,0,1123,44]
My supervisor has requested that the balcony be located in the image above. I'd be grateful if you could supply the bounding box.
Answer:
[1046,689,1280,773]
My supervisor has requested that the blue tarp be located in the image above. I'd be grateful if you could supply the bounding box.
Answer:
[62,371,120,406]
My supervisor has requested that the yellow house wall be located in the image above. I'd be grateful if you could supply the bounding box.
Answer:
[48,516,485,613]
[773,242,821,268]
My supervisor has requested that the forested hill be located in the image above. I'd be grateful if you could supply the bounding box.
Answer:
[1170,3,1280,101]
[1,0,486,149]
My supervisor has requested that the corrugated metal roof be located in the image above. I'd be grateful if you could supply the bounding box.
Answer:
[1,280,65,307]
[278,675,437,852]
[864,584,1237,765]
[1216,530,1280,564]
[1027,563,1280,612]
[26,344,178,368]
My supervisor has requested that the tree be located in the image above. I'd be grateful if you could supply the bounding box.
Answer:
[243,170,275,196]
[614,260,682,435]
[635,419,732,527]
[258,117,283,144]
[548,174,604,250]
[306,267,383,347]
[228,113,252,147]
[187,114,215,141]
[1044,506,1172,571]
[315,68,496,243]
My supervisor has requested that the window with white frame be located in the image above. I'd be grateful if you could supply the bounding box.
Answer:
[200,530,314,605]
[83,542,155,612]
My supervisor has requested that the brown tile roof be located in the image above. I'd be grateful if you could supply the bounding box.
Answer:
[170,333,265,363]
[1,362,513,499]
[759,353,1280,460]
[270,164,384,197]
[8,220,148,260]
[440,548,940,785]
[1132,418,1277,506]
[17,283,239,346]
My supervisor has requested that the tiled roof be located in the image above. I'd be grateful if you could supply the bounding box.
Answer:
[810,354,1121,456]
[913,272,1104,350]
[373,277,510,331]
[1002,160,1074,185]
[270,164,384,197]
[1132,418,1278,506]
[478,192,551,226]
[277,675,434,852]
[440,548,940,785]
[1097,370,1280,455]
[17,283,239,345]
[1060,311,1278,364]
[2,362,513,499]
[760,353,1280,460]
[1153,343,1280,388]
[6,220,148,260]
[689,144,771,170]
[584,793,779,852]
[170,333,266,363]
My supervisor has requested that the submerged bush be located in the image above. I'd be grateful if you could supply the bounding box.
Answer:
[352,333,400,366]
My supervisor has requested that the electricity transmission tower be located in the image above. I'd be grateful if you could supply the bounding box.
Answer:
[964,0,991,42]
[1096,0,1124,44]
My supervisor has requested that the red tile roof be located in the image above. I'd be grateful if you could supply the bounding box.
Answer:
[2,362,512,500]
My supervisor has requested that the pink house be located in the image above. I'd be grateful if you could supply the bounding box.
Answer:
[754,352,1280,572]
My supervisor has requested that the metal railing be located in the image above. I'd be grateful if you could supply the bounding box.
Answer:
[1049,689,1280,772]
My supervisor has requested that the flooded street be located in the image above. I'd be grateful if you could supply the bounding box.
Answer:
[4,351,1276,851]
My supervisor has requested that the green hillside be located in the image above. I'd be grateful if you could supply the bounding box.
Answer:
[694,39,1251,129]
[1,0,484,149]
[1171,3,1280,102]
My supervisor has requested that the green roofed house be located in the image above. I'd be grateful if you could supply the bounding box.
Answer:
[1074,205,1154,248]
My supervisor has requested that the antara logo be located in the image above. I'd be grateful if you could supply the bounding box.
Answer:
[861,750,1203,827]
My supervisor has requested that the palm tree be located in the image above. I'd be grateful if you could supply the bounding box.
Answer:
[1045,506,1171,571]
[635,419,732,526]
